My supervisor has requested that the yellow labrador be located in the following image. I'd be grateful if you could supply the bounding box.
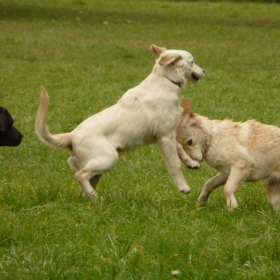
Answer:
[177,100,280,211]
[35,45,205,198]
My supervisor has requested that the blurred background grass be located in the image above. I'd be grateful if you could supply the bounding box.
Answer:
[0,0,280,279]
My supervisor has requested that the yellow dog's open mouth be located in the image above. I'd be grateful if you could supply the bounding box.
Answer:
[191,73,200,81]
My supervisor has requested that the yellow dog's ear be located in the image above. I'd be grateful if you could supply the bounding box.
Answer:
[158,53,182,66]
[149,45,181,66]
[149,45,166,58]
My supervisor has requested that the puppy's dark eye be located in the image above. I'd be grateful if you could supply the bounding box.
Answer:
[187,139,192,146]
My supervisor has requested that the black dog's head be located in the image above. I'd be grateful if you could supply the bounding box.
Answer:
[0,107,23,147]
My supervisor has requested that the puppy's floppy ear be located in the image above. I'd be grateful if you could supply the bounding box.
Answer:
[158,53,182,66]
[181,100,196,125]
[188,112,196,125]
[149,45,166,58]
[181,100,191,116]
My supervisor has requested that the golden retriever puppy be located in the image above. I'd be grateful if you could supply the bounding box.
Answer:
[35,45,205,198]
[176,100,280,211]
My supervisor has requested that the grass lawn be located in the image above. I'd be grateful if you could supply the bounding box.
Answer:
[0,0,280,279]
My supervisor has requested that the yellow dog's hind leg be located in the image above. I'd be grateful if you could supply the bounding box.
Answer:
[267,177,280,212]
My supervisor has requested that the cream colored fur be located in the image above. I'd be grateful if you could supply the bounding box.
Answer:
[35,45,205,198]
[176,101,280,211]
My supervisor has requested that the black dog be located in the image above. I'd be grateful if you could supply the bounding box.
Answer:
[0,107,23,146]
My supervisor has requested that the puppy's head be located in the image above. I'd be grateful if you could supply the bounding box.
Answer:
[0,107,23,147]
[176,100,206,163]
[149,45,205,87]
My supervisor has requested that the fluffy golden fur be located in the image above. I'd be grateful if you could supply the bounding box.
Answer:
[177,100,280,211]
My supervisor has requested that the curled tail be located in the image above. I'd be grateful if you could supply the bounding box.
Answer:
[35,87,71,149]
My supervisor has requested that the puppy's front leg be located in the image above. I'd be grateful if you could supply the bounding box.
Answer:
[176,140,200,169]
[197,172,228,207]
[158,135,191,193]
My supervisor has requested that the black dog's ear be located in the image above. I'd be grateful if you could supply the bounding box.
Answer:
[0,107,13,131]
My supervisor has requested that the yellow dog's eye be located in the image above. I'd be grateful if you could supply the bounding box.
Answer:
[187,139,192,146]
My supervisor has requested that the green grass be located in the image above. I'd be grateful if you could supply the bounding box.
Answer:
[0,0,280,279]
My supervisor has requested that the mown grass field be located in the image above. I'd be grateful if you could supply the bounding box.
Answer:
[0,0,280,279]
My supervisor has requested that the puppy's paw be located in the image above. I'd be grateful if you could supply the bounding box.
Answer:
[187,163,200,169]
[228,204,238,212]
[185,159,200,169]
[82,190,98,199]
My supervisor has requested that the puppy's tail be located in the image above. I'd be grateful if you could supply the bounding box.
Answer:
[35,87,71,150]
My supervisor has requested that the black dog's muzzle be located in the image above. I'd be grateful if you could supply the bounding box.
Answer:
[0,107,23,147]
[0,127,23,146]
